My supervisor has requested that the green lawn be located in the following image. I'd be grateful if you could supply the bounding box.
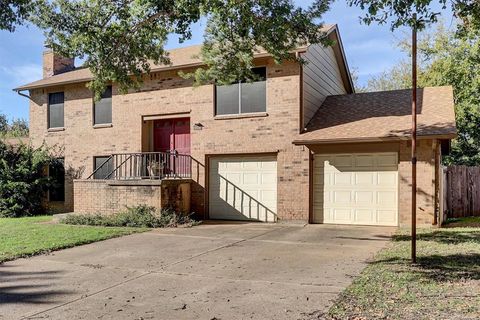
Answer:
[327,222,480,320]
[0,216,147,263]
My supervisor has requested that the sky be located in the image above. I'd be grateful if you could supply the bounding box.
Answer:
[0,1,453,123]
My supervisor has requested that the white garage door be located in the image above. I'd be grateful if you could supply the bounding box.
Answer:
[313,153,398,226]
[209,156,277,222]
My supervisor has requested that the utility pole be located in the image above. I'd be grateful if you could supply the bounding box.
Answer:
[411,13,418,264]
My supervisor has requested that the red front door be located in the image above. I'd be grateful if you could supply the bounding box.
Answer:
[153,118,191,177]
[153,118,191,155]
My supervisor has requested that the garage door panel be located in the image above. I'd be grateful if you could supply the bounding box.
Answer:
[209,156,277,222]
[314,153,398,226]
[355,191,374,204]
[261,173,276,184]
[355,209,375,223]
[260,190,276,202]
[377,191,396,206]
[377,172,397,185]
[225,172,241,184]
[243,173,259,184]
[355,172,375,185]
[331,208,352,222]
[333,172,352,185]
[333,191,352,203]
[377,210,397,224]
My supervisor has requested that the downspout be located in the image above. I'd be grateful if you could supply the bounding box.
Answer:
[14,89,32,101]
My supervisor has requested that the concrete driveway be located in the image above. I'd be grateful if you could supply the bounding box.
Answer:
[0,222,394,320]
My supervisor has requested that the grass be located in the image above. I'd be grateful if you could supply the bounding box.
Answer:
[0,216,147,263]
[444,216,480,228]
[325,221,480,320]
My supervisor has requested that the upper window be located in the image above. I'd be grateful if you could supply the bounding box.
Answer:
[94,86,112,125]
[49,158,65,202]
[215,67,267,116]
[48,92,64,128]
[93,156,113,179]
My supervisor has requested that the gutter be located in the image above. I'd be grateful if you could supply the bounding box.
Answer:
[14,89,32,100]
[292,133,458,145]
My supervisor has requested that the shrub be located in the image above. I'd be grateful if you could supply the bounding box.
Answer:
[62,205,198,228]
[0,140,55,217]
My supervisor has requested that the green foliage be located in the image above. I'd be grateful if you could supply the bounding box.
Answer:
[0,112,29,138]
[8,118,29,137]
[27,0,331,97]
[62,205,198,228]
[0,0,42,31]
[0,140,54,217]
[347,0,479,30]
[0,216,144,263]
[359,60,412,92]
[421,28,480,165]
[0,113,7,132]
[361,25,480,165]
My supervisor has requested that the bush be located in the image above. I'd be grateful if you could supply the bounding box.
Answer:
[62,205,199,228]
[0,140,56,217]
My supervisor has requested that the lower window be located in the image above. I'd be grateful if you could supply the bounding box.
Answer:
[49,158,65,202]
[94,156,113,179]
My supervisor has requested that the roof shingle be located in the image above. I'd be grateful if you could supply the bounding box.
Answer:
[294,86,456,144]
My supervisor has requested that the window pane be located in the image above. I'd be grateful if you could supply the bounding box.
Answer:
[241,80,266,113]
[48,92,64,128]
[216,83,239,115]
[49,92,64,105]
[94,156,113,179]
[252,67,266,81]
[49,158,65,202]
[94,86,112,125]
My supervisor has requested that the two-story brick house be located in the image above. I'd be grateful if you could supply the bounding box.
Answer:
[15,25,456,226]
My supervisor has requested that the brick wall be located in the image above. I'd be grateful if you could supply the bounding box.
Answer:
[28,57,441,225]
[398,139,437,226]
[29,57,310,220]
[74,179,191,214]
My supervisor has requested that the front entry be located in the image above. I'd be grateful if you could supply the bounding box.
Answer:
[153,118,191,177]
[153,118,191,155]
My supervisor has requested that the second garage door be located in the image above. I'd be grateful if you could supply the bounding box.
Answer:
[313,153,398,226]
[209,156,277,222]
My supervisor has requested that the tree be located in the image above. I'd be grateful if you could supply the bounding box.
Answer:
[0,0,39,31]
[0,140,54,217]
[9,118,29,137]
[0,112,29,137]
[362,61,413,92]
[361,26,480,165]
[30,0,332,97]
[347,0,480,30]
[3,1,479,97]
[0,113,7,133]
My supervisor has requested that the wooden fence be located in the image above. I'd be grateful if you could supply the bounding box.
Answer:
[442,166,480,219]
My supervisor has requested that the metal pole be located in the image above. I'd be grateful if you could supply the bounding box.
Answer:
[411,14,418,264]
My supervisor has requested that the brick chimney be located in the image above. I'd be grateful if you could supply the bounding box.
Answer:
[43,49,75,78]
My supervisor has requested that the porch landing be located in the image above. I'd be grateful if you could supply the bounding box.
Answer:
[73,179,191,215]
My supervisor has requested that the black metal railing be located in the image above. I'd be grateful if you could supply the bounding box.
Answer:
[87,151,192,180]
